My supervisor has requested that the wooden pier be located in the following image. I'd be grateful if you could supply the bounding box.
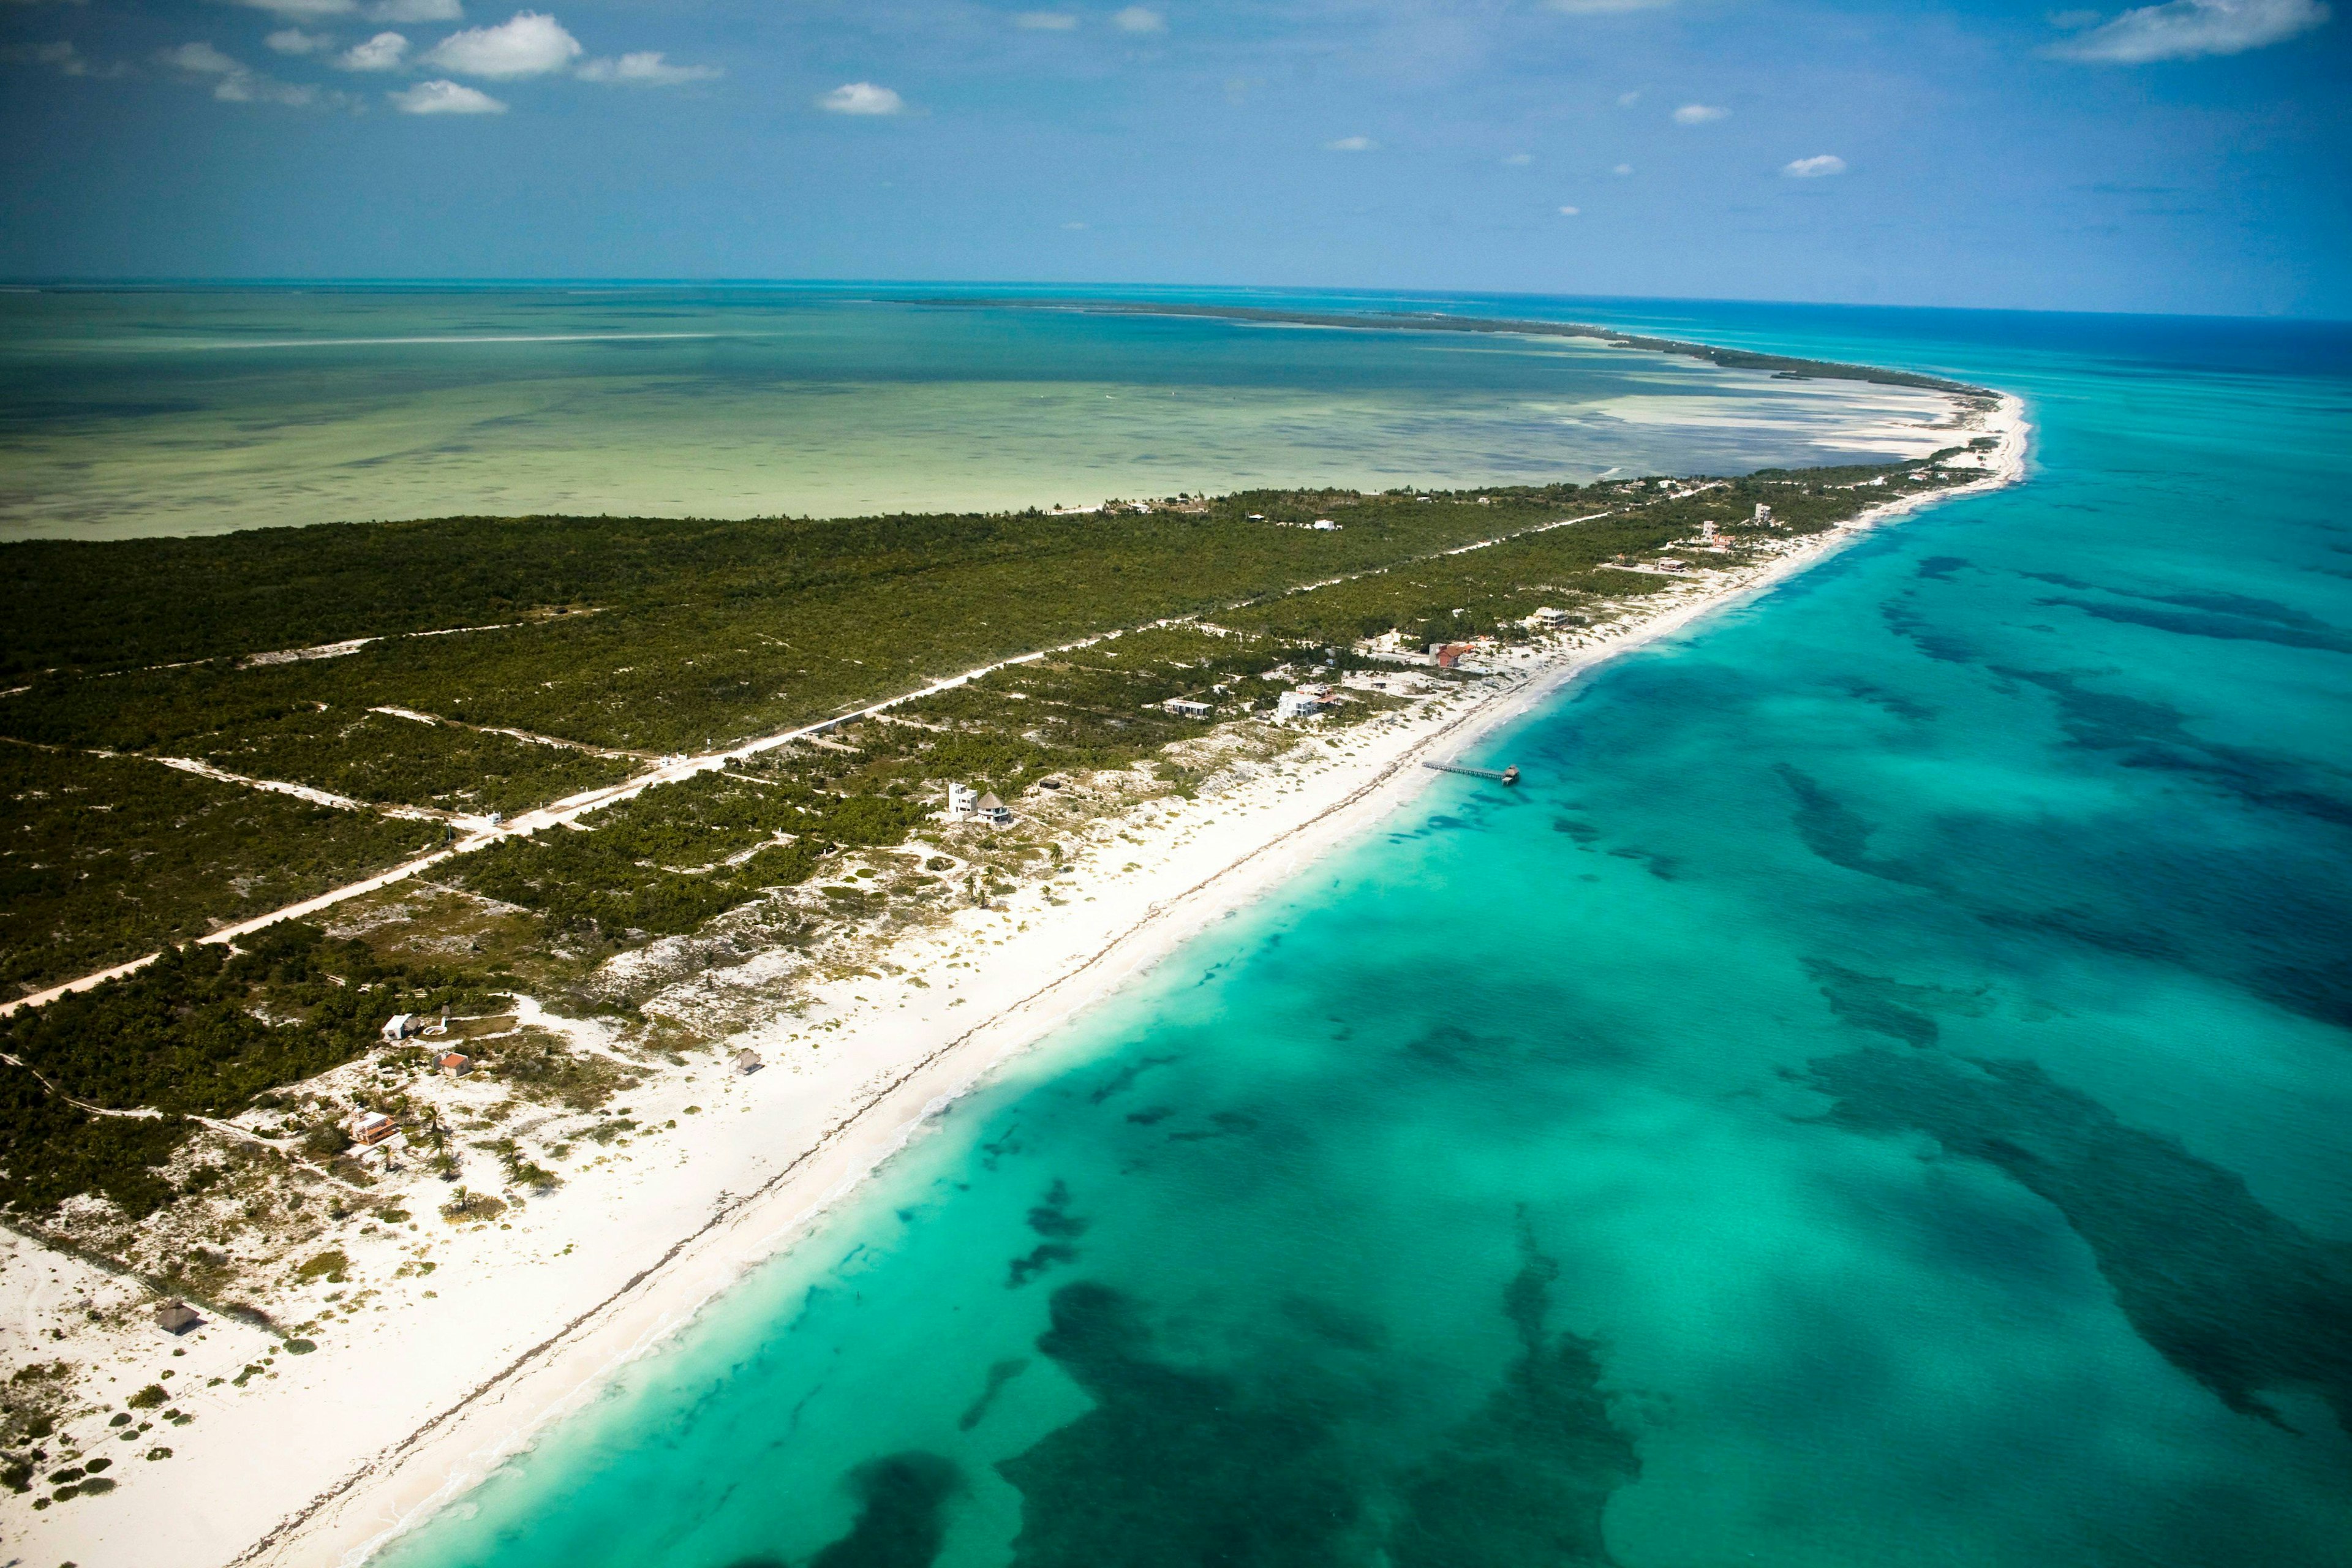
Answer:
[1422,761,1520,785]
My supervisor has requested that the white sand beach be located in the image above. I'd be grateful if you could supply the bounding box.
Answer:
[0,395,2026,1568]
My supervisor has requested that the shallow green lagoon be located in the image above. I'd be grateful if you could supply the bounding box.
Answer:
[0,286,1952,538]
[357,298,2349,1567]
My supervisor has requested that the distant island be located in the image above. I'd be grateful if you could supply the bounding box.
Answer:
[913,296,1997,397]
[0,323,2020,1563]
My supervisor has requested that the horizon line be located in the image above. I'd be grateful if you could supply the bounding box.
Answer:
[2,278,2343,326]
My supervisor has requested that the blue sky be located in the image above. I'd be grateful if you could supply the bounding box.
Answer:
[2,1,2345,314]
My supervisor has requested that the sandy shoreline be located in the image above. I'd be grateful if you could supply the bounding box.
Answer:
[4,394,2026,1568]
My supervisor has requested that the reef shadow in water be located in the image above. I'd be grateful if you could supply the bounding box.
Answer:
[1088,1054,1178,1106]
[1807,1048,2352,1442]
[1881,594,1978,665]
[2037,597,2352,655]
[1388,1223,1642,1568]
[1804,958,1991,1049]
[1606,845,1681,881]
[957,1357,1031,1432]
[1009,1181,1087,1287]
[995,1283,1365,1568]
[1774,764,1941,889]
[997,1249,1642,1568]
[800,1452,963,1568]
[1828,677,1939,723]
[1999,666,2352,831]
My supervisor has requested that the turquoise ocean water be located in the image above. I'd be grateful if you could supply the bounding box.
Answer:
[96,293,2348,1566]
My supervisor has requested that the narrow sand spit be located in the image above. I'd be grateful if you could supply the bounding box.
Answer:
[4,396,2026,1568]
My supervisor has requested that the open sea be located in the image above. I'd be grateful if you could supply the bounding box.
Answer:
[18,288,2350,1565]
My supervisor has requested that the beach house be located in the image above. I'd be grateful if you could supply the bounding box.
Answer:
[1276,688,1332,720]
[974,791,1012,825]
[1162,697,1213,718]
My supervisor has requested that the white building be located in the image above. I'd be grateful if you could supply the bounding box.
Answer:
[1524,606,1575,630]
[946,782,978,818]
[1754,503,1776,525]
[382,1013,418,1043]
[974,792,1012,826]
[1311,519,1340,531]
[1163,697,1213,719]
[1276,689,1330,721]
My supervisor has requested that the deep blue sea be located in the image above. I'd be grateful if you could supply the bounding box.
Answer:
[358,295,2352,1568]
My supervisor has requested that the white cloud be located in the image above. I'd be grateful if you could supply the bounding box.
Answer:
[266,28,334,53]
[1558,204,1581,214]
[1782,153,1847,177]
[1013,10,1079,27]
[336,30,407,69]
[1616,89,1640,105]
[160,40,244,74]
[1611,162,1634,175]
[2049,0,2328,61]
[1502,152,1532,165]
[159,40,330,104]
[1324,134,1376,151]
[819,80,902,114]
[422,10,579,78]
[1672,102,1726,123]
[390,76,504,111]
[1111,6,1165,32]
[369,0,461,19]
[578,50,719,85]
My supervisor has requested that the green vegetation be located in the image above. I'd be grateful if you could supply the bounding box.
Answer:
[0,921,502,1215]
[293,1251,349,1284]
[451,768,925,936]
[0,744,442,997]
[0,450,1994,1230]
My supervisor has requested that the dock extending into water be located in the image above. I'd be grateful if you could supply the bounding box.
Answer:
[1423,761,1520,785]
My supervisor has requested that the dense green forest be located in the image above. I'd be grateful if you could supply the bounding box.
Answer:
[0,451,1995,1222]
[0,745,440,996]
[453,770,929,935]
